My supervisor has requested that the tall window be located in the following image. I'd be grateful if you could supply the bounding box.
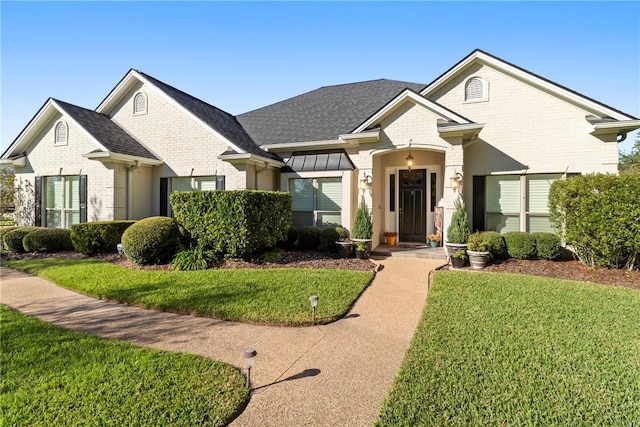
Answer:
[464,76,487,101]
[290,177,341,228]
[171,176,218,192]
[55,122,68,145]
[44,176,80,228]
[133,92,147,114]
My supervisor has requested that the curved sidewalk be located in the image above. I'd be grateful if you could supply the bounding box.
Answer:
[0,257,443,427]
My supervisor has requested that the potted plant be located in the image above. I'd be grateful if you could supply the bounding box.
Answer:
[467,232,490,269]
[451,249,466,268]
[445,198,470,255]
[383,231,398,246]
[355,241,367,259]
[352,196,373,254]
[427,233,441,248]
[334,226,354,258]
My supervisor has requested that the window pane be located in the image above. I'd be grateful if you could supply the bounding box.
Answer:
[66,211,80,228]
[527,174,561,213]
[65,176,79,210]
[292,211,313,229]
[172,177,193,192]
[196,177,217,191]
[527,215,556,233]
[290,179,314,211]
[487,213,520,233]
[317,213,341,228]
[486,176,520,213]
[317,178,341,211]
[46,177,63,209]
[46,210,62,228]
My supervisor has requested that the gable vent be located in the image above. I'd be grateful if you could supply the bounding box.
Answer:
[134,92,147,114]
[55,121,67,145]
[465,77,485,101]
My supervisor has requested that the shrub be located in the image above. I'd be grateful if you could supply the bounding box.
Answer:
[446,198,470,244]
[352,196,372,239]
[3,227,42,252]
[335,226,350,241]
[71,221,136,255]
[170,190,292,258]
[278,227,298,250]
[121,216,180,265]
[549,173,640,269]
[172,245,220,271]
[467,232,489,252]
[0,226,20,250]
[532,232,561,260]
[319,227,341,252]
[503,231,536,259]
[23,228,74,252]
[298,227,320,250]
[482,231,507,259]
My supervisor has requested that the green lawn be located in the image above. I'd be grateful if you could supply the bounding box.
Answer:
[0,305,248,426]
[2,258,373,325]
[376,271,640,426]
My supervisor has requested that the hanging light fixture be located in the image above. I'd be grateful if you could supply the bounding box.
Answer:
[406,139,414,170]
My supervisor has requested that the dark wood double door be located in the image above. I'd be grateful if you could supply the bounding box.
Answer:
[399,169,427,242]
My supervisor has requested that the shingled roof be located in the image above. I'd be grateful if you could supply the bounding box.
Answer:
[138,72,280,160]
[54,99,159,160]
[237,79,427,146]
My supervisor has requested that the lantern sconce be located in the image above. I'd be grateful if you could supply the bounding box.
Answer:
[359,172,373,195]
[450,172,463,194]
[406,139,414,171]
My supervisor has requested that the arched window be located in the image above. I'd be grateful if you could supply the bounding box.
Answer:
[464,77,487,101]
[133,92,147,114]
[55,121,68,145]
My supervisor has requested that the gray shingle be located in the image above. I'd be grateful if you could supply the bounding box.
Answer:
[54,100,159,160]
[237,79,427,146]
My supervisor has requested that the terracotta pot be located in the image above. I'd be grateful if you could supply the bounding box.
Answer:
[385,235,397,246]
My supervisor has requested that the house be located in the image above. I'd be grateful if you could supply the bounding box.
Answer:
[3,49,639,248]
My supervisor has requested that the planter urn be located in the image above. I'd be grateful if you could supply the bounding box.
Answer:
[467,250,490,270]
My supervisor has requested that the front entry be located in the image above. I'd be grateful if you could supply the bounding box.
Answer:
[399,169,426,242]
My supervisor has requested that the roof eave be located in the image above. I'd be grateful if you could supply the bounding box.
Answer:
[218,152,286,168]
[83,151,163,166]
[591,120,640,136]
[438,123,485,140]
[339,128,380,143]
[262,139,356,153]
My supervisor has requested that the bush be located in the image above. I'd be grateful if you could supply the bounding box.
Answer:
[0,226,20,250]
[170,190,292,258]
[172,245,220,271]
[503,232,536,259]
[467,232,489,252]
[121,217,180,265]
[23,228,74,252]
[549,173,640,269]
[71,221,136,255]
[3,227,42,252]
[532,232,561,260]
[335,226,350,241]
[481,231,507,259]
[446,198,470,244]
[352,196,372,239]
[319,227,341,252]
[278,227,298,250]
[298,227,320,250]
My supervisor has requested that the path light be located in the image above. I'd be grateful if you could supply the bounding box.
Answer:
[309,295,319,323]
[116,243,124,256]
[241,348,257,388]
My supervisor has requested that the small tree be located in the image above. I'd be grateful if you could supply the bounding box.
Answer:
[352,196,372,239]
[446,198,470,244]
[619,133,640,174]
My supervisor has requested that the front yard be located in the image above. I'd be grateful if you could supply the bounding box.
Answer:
[376,271,640,425]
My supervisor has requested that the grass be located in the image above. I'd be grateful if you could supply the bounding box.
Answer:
[0,305,248,426]
[376,271,640,426]
[2,258,373,325]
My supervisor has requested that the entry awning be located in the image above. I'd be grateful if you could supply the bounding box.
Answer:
[285,149,355,172]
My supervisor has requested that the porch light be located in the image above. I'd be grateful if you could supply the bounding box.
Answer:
[116,243,124,256]
[359,173,372,194]
[241,348,257,388]
[406,153,414,171]
[450,172,463,193]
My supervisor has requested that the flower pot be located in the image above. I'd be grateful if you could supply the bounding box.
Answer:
[335,241,354,258]
[385,235,397,246]
[429,240,438,248]
[451,256,466,269]
[355,250,366,260]
[467,250,489,270]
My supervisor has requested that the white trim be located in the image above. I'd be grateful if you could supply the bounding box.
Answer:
[217,152,285,168]
[50,100,111,153]
[338,129,380,143]
[591,119,640,135]
[421,50,636,121]
[262,139,351,152]
[83,151,163,166]
[352,89,471,134]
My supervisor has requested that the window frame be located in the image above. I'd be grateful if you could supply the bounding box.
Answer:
[289,176,342,229]
[43,175,80,229]
[133,92,148,115]
[464,76,489,103]
[54,121,68,146]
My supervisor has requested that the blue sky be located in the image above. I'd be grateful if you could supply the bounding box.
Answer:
[2,1,639,155]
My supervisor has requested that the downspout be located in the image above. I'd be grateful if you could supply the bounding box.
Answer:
[617,132,627,143]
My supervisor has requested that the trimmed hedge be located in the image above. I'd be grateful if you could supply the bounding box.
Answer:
[549,173,640,269]
[298,227,320,250]
[482,231,507,260]
[3,227,43,253]
[503,231,536,259]
[0,226,20,250]
[121,217,180,265]
[170,190,292,258]
[532,232,561,260]
[23,228,74,252]
[71,221,136,255]
[319,227,342,252]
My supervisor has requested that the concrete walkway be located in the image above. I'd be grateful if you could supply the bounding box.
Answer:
[0,256,444,426]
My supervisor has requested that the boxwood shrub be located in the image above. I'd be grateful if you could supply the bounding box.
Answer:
[319,227,341,252]
[23,228,74,252]
[0,226,20,250]
[71,221,136,255]
[3,227,43,253]
[503,231,536,259]
[170,190,292,258]
[121,216,180,265]
[532,232,561,260]
[298,227,320,250]
[482,231,507,259]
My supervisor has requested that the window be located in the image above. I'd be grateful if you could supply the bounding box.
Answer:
[485,174,561,233]
[290,177,341,228]
[133,92,147,114]
[171,176,219,192]
[44,176,80,228]
[464,76,487,102]
[55,121,67,145]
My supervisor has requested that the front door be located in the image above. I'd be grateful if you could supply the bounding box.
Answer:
[400,169,426,242]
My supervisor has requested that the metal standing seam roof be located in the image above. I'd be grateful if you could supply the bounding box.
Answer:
[285,149,355,172]
[54,99,159,160]
[237,79,427,146]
